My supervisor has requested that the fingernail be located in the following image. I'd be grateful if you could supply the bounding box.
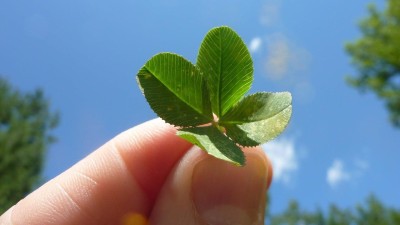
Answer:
[192,154,267,225]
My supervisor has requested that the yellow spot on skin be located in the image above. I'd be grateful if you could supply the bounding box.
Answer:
[121,213,148,225]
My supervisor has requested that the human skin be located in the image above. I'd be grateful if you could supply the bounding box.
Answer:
[0,118,272,225]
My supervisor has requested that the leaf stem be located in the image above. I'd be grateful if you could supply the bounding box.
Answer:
[212,120,226,133]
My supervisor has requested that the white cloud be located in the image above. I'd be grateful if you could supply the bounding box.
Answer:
[260,1,280,27]
[264,33,310,80]
[249,37,262,53]
[263,138,298,184]
[326,158,370,189]
[265,37,290,78]
[327,159,351,188]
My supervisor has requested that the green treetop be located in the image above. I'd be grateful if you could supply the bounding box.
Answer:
[0,77,59,213]
[346,0,400,127]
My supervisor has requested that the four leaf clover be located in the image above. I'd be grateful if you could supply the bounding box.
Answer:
[137,26,292,166]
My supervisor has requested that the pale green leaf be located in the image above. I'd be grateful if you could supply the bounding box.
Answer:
[196,26,253,117]
[137,53,212,126]
[177,126,245,166]
[221,92,292,122]
[224,106,292,146]
[221,92,292,146]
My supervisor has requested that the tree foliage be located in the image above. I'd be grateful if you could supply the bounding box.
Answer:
[346,0,400,127]
[0,77,58,214]
[268,195,400,225]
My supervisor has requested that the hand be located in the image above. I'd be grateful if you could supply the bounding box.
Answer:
[0,118,272,225]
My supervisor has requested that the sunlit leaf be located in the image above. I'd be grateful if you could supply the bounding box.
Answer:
[197,26,253,117]
[221,92,292,123]
[222,92,292,146]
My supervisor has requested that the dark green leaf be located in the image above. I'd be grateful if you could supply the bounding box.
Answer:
[137,53,212,126]
[177,126,245,166]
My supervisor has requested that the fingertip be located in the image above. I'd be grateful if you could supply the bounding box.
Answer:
[150,146,269,225]
[192,152,267,225]
[242,146,272,190]
[265,155,274,190]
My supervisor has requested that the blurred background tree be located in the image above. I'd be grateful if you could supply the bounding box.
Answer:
[0,77,59,214]
[268,195,400,225]
[346,0,400,127]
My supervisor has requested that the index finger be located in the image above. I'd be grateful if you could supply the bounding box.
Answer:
[3,118,192,225]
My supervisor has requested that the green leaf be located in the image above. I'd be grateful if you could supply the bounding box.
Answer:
[197,26,253,117]
[137,53,212,126]
[177,126,245,166]
[221,92,292,146]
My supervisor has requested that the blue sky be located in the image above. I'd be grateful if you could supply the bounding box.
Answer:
[1,0,399,214]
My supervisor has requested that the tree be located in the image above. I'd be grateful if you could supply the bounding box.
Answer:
[354,195,400,225]
[270,200,303,225]
[269,200,333,225]
[0,77,59,214]
[268,194,400,225]
[346,0,400,127]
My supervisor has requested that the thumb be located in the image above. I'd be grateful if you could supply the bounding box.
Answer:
[149,146,271,225]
